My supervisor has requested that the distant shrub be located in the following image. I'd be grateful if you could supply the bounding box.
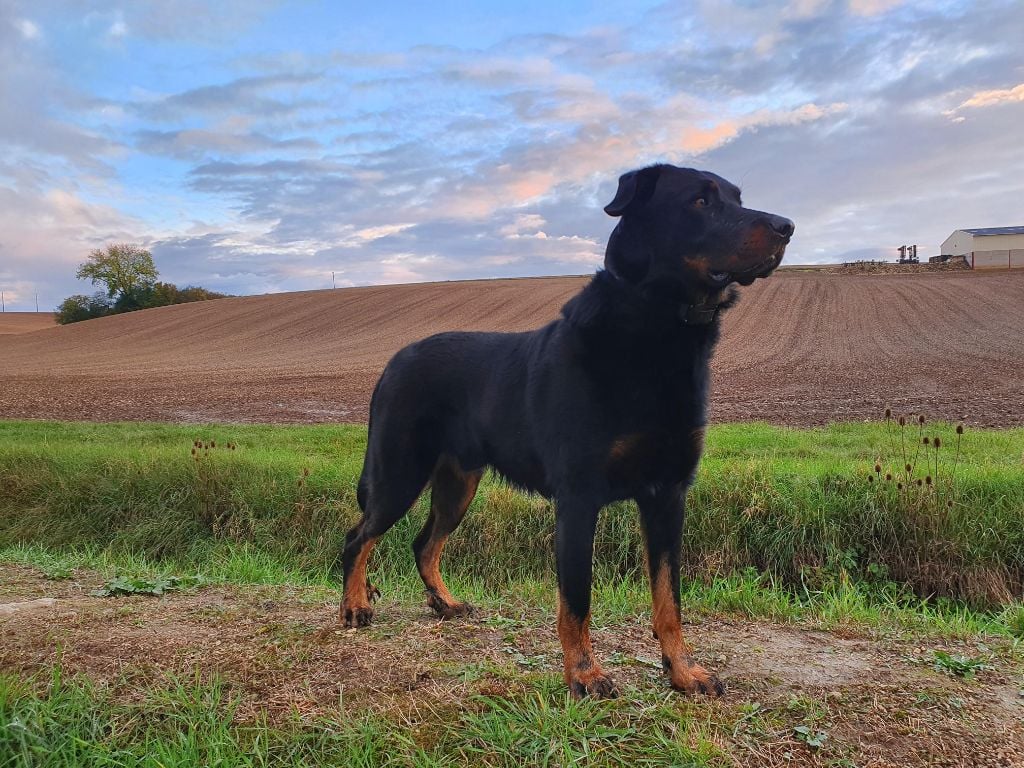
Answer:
[56,282,230,323]
[57,242,231,323]
[173,285,229,304]
[55,293,112,325]
[119,282,231,312]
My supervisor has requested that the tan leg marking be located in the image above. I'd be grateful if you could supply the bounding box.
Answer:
[340,536,378,627]
[420,466,480,618]
[557,596,618,698]
[651,555,724,696]
[420,534,473,618]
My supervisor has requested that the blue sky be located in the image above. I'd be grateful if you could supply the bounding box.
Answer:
[2,0,1023,309]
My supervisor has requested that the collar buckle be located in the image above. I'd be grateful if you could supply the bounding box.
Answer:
[680,301,720,325]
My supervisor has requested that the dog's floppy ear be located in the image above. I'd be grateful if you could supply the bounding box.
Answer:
[603,166,662,217]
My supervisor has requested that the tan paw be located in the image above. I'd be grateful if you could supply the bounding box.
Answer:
[663,655,725,697]
[567,666,619,699]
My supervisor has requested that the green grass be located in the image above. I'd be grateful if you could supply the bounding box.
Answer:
[0,421,1019,606]
[1,419,1022,607]
[0,669,727,768]
[3,419,1023,767]
[0,668,423,768]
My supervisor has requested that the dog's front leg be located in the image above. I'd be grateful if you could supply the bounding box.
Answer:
[555,494,618,699]
[639,487,724,696]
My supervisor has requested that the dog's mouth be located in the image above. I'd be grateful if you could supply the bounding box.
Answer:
[737,247,786,285]
[708,246,787,288]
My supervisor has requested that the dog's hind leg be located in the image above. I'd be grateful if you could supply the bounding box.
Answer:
[638,485,724,697]
[340,524,379,628]
[413,457,482,619]
[341,450,433,628]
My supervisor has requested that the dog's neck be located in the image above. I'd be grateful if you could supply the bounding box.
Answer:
[561,271,735,336]
[637,277,733,328]
[678,289,727,326]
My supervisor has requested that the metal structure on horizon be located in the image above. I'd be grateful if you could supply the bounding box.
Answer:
[897,244,919,264]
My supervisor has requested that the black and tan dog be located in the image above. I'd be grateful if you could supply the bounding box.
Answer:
[340,164,793,698]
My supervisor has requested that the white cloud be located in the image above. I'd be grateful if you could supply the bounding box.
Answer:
[108,16,128,38]
[14,17,39,39]
[499,214,546,237]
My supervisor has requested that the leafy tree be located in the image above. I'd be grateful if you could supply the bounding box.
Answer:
[56,293,111,325]
[57,246,229,323]
[76,243,158,301]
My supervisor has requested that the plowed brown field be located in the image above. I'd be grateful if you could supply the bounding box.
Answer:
[1,270,1022,426]
[0,312,55,335]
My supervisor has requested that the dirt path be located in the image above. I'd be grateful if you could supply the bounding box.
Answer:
[1,270,1023,426]
[2,564,1021,766]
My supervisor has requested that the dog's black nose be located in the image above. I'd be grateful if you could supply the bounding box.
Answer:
[768,216,795,238]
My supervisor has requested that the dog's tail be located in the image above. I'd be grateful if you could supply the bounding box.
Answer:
[355,371,388,513]
[356,471,368,512]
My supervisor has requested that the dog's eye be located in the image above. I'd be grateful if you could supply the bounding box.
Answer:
[693,197,708,208]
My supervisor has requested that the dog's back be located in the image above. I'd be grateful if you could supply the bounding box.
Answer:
[359,326,555,504]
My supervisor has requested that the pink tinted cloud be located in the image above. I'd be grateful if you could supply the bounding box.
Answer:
[847,0,905,16]
[955,82,1024,110]
[431,99,846,221]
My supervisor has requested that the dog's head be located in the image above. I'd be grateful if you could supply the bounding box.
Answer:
[603,164,793,290]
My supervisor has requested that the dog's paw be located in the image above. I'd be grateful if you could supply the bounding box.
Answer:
[340,604,374,628]
[426,593,474,619]
[567,669,619,699]
[663,656,725,697]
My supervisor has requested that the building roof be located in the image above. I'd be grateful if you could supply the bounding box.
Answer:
[961,226,1024,236]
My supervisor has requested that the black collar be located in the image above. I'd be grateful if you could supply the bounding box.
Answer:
[679,293,725,325]
[598,269,727,326]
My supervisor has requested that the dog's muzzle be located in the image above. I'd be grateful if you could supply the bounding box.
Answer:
[737,245,787,285]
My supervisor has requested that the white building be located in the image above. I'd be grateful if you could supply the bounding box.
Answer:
[941,226,1024,269]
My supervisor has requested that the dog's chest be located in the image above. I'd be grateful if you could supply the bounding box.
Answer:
[604,428,705,489]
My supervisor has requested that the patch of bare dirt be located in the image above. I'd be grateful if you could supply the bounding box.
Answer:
[1,564,1021,766]
[1,271,1023,427]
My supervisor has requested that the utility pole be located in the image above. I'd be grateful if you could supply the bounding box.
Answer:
[36,293,39,312]
[332,271,336,289]
[1,291,4,312]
